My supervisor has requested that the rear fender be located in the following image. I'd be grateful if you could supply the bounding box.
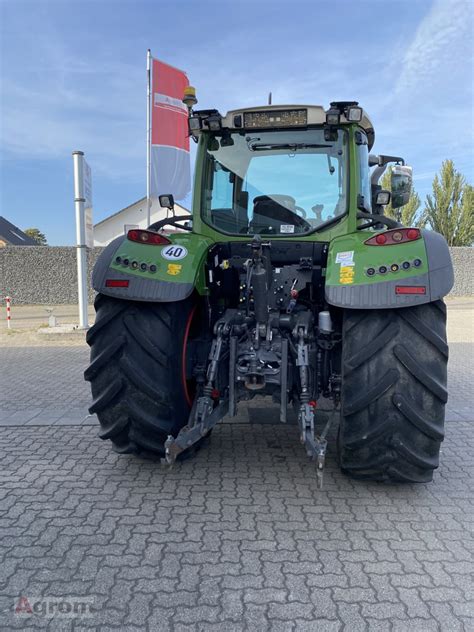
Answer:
[325,229,453,309]
[92,233,213,302]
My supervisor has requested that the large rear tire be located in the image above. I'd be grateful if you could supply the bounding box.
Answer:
[338,301,448,483]
[85,294,200,458]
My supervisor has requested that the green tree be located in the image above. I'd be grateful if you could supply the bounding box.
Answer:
[24,228,47,245]
[379,167,424,227]
[424,160,473,246]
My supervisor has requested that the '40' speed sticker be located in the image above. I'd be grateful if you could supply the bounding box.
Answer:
[161,245,188,261]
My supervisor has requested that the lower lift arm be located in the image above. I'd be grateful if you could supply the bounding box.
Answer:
[164,312,234,464]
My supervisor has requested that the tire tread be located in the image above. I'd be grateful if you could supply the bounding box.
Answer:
[339,302,447,483]
[85,295,194,457]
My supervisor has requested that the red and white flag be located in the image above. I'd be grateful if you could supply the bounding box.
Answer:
[149,56,190,201]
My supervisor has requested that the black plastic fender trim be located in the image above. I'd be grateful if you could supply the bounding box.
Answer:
[91,236,193,303]
[326,230,453,309]
[325,272,432,309]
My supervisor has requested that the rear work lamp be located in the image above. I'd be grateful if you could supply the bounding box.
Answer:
[345,106,363,122]
[326,101,363,124]
[325,107,340,125]
[206,115,222,132]
[189,116,201,132]
[375,190,391,206]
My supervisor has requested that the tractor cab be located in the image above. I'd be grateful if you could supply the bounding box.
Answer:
[160,98,413,243]
[188,103,374,239]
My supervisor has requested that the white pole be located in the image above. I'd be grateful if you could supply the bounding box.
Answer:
[73,150,89,329]
[146,49,152,227]
[6,296,11,329]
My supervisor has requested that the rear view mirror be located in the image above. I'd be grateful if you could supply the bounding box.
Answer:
[391,165,412,208]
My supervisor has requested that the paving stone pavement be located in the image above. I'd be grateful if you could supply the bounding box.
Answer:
[1,301,473,629]
[0,421,473,631]
[0,346,94,426]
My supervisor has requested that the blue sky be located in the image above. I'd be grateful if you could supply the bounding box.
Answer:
[0,0,472,245]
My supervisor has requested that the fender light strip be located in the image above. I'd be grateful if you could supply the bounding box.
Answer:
[105,280,129,288]
[395,286,426,295]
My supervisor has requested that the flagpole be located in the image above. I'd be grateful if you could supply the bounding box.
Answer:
[146,48,152,227]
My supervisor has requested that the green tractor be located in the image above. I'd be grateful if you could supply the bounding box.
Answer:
[85,98,453,485]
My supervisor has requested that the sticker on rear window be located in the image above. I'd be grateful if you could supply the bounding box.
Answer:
[280,225,295,234]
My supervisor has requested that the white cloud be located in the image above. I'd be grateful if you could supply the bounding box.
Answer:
[396,0,472,96]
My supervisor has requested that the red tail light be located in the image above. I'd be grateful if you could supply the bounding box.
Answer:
[395,286,426,295]
[365,228,421,246]
[105,279,129,288]
[127,229,171,245]
[406,229,420,240]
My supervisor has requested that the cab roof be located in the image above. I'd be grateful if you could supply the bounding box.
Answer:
[220,104,375,150]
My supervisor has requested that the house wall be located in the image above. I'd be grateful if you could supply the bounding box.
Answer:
[0,245,472,305]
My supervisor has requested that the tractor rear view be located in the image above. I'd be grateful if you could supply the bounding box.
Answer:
[85,95,453,485]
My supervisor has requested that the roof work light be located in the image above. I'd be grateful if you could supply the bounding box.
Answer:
[375,190,391,205]
[325,106,340,125]
[345,105,363,122]
[188,116,202,132]
[326,101,363,124]
[206,115,222,132]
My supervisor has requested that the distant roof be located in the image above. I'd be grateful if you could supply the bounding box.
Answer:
[94,197,190,228]
[0,217,38,245]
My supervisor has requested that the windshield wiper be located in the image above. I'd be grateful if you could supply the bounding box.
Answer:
[248,142,332,152]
